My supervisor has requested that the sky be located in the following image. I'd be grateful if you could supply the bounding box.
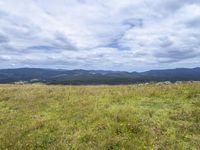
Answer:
[0,0,200,71]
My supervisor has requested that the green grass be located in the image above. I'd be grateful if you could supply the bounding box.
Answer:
[0,83,200,150]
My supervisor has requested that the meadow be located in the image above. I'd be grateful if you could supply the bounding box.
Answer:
[0,83,200,150]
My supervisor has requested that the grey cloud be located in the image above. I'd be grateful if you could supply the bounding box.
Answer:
[154,48,199,61]
[53,32,78,51]
[149,0,200,15]
[26,45,57,52]
[0,35,9,43]
[185,17,200,28]
[158,37,173,48]
[123,18,143,28]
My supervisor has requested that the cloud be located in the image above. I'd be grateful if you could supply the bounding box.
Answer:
[0,35,8,43]
[0,0,200,71]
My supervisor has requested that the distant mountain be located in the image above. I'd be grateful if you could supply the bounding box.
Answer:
[0,67,200,85]
[141,67,200,82]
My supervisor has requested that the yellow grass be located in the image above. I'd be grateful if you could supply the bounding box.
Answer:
[0,83,200,149]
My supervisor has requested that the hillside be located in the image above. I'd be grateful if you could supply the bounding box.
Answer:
[0,83,200,149]
[0,67,200,85]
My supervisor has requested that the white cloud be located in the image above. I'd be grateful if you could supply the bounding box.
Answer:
[0,0,200,71]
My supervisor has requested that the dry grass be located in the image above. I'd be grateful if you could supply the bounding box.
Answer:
[0,83,200,149]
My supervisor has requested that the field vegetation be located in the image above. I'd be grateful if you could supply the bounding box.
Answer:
[0,83,200,149]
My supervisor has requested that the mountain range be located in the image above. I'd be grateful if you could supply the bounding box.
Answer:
[0,67,200,85]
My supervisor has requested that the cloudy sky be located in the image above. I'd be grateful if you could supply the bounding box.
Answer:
[0,0,200,71]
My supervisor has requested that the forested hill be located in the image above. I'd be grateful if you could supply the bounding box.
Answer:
[0,67,200,85]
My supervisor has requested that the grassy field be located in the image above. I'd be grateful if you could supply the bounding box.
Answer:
[0,83,200,150]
